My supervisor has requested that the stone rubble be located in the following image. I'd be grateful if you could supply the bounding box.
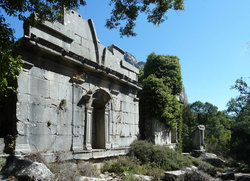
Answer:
[1,156,53,181]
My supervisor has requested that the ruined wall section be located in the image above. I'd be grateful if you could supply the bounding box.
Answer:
[15,60,139,155]
[14,10,140,158]
[15,56,85,154]
[24,10,138,82]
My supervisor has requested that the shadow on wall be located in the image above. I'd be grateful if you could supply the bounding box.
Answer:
[0,92,18,154]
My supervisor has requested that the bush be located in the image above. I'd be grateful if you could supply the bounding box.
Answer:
[47,162,80,181]
[77,162,99,177]
[102,156,146,175]
[128,140,191,171]
[102,156,164,180]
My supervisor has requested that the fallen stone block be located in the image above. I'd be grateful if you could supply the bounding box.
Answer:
[164,170,187,181]
[1,156,53,181]
[199,152,225,167]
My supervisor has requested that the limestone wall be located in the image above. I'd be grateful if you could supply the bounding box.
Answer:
[143,118,176,148]
[14,10,140,159]
[24,10,139,83]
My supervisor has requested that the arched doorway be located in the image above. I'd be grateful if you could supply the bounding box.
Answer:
[91,90,111,149]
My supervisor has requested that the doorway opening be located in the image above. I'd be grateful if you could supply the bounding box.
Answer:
[91,90,110,149]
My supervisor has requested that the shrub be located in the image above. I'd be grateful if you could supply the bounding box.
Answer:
[122,174,143,181]
[24,151,46,164]
[102,156,144,175]
[47,162,80,181]
[128,140,191,171]
[102,156,164,180]
[77,162,99,177]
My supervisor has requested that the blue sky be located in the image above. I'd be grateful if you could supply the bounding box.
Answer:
[4,0,250,110]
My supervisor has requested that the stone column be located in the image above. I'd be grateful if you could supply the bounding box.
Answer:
[171,129,177,143]
[85,107,93,150]
[105,110,111,149]
[192,125,205,151]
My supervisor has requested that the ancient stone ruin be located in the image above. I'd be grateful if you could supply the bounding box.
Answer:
[1,10,141,160]
[192,125,205,151]
[0,10,184,160]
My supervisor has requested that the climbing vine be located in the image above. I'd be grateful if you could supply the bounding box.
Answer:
[139,53,182,129]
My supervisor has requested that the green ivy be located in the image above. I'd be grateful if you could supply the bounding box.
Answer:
[139,53,182,130]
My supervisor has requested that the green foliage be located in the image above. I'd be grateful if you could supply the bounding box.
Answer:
[0,15,22,101]
[182,102,232,155]
[128,140,191,171]
[227,77,249,117]
[102,156,165,180]
[0,0,83,23]
[227,77,250,163]
[1,0,184,38]
[106,0,184,37]
[142,53,182,95]
[139,53,182,129]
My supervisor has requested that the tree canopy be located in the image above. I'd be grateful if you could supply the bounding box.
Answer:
[106,0,184,36]
[0,0,184,37]
[182,101,233,155]
[227,77,250,163]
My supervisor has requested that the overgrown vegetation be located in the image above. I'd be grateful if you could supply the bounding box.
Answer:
[102,141,228,180]
[139,53,183,130]
[102,156,165,180]
[128,140,190,171]
[103,140,190,180]
[182,77,250,165]
[182,101,232,155]
[227,77,250,163]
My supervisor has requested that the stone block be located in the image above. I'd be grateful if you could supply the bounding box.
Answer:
[29,103,46,123]
[53,135,72,151]
[56,124,72,136]
[119,136,136,147]
[58,83,72,102]
[28,135,57,152]
[29,67,45,79]
[73,152,93,160]
[17,93,30,103]
[73,109,85,127]
[30,76,50,97]
[16,102,30,122]
[72,136,84,151]
[73,125,84,136]
[29,122,57,136]
[17,72,30,94]
[119,124,130,137]
[49,80,60,100]
[17,121,29,136]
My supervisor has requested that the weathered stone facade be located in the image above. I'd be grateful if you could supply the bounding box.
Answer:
[11,10,140,160]
[143,118,177,148]
[192,125,205,151]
